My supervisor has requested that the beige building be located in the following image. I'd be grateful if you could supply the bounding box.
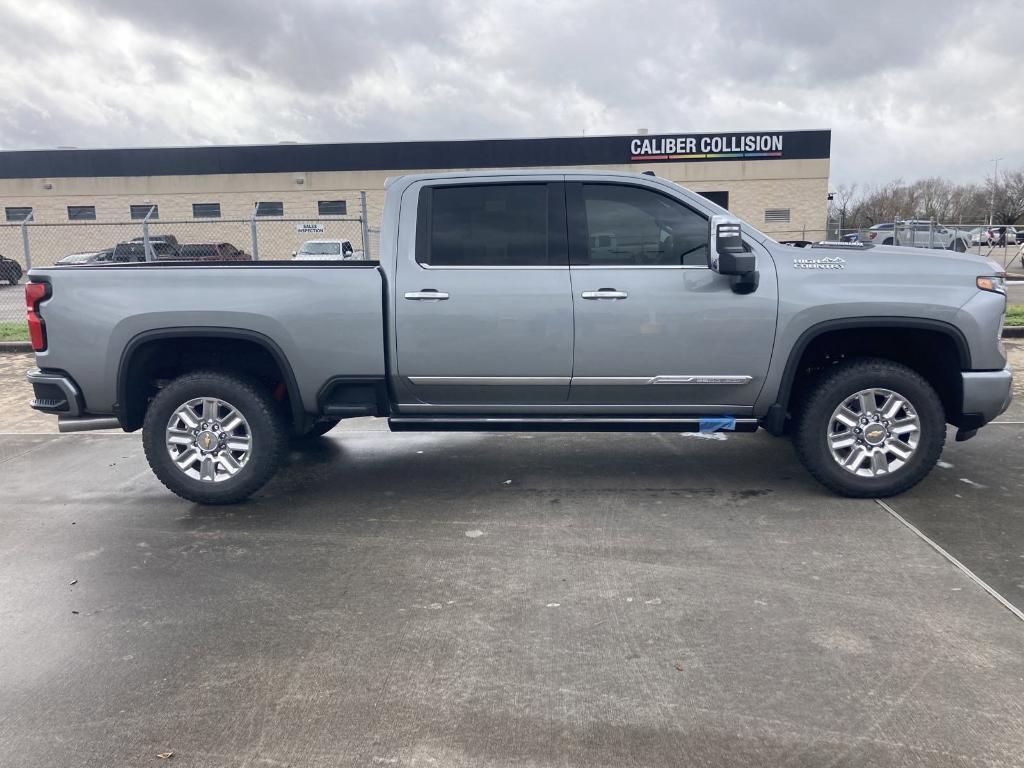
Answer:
[0,130,831,263]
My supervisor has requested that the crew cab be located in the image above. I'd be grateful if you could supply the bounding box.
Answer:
[25,171,1013,504]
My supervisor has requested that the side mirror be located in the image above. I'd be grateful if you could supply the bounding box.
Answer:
[710,215,758,294]
[710,216,754,275]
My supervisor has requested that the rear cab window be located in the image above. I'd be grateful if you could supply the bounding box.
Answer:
[416,183,566,267]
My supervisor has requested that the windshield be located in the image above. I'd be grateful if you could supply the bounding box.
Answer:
[299,242,341,255]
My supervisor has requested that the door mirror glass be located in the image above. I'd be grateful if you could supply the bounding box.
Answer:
[710,215,755,275]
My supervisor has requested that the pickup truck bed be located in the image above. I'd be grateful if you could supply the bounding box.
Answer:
[31,262,385,423]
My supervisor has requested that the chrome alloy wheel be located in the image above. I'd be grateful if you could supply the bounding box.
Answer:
[165,397,252,483]
[827,388,921,477]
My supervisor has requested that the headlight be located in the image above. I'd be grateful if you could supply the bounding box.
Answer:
[976,274,1007,294]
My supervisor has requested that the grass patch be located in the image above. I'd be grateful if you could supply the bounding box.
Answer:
[1007,305,1024,327]
[0,321,29,341]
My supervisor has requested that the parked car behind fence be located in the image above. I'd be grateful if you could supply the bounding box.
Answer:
[176,243,251,261]
[0,254,23,285]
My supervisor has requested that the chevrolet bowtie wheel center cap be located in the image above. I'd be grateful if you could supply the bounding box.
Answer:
[827,388,921,478]
[165,398,252,483]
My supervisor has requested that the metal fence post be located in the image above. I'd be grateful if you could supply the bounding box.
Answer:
[360,191,371,260]
[142,204,155,262]
[20,211,33,270]
[250,205,260,261]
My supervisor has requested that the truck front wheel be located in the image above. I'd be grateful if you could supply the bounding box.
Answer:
[792,358,946,497]
[142,371,287,504]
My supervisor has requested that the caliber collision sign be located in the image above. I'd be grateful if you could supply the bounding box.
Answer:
[630,132,787,162]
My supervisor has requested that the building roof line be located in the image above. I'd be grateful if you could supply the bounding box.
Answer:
[0,130,831,180]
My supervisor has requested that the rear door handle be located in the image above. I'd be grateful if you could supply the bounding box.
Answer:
[581,289,628,300]
[404,290,449,301]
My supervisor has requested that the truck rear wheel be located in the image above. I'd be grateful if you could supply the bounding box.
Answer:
[142,371,286,504]
[791,358,945,498]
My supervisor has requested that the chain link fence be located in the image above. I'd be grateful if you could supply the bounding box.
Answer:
[0,195,375,326]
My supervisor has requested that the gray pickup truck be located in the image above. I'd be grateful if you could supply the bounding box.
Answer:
[25,170,1012,504]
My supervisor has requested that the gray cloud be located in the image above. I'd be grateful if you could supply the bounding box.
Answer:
[0,0,1021,186]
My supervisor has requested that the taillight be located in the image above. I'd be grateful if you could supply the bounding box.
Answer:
[25,282,50,352]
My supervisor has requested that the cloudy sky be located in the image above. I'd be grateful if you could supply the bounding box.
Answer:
[0,0,1021,186]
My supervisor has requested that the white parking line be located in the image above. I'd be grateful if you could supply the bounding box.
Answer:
[876,499,1024,623]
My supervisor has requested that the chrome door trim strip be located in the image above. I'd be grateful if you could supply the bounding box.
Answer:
[408,376,571,386]
[572,375,753,386]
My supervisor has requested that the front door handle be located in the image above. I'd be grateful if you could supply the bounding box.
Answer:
[581,288,628,300]
[404,290,450,301]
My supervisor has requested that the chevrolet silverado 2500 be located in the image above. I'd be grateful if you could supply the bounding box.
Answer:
[25,170,1012,504]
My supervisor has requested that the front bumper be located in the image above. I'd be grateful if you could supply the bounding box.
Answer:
[26,368,83,416]
[960,364,1013,428]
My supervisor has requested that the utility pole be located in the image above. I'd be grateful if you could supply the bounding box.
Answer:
[988,157,1002,225]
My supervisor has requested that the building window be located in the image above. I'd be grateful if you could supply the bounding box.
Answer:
[255,201,284,217]
[317,200,347,216]
[192,203,221,219]
[67,205,96,221]
[764,208,791,224]
[5,206,32,222]
[130,204,159,220]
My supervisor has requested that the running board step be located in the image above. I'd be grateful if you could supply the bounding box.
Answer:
[388,417,759,433]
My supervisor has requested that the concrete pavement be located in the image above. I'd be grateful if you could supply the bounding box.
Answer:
[1,353,1023,765]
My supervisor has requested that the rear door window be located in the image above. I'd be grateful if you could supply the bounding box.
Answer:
[417,184,562,267]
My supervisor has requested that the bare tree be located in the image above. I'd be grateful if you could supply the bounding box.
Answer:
[828,183,858,234]
[840,169,1021,229]
[990,169,1024,225]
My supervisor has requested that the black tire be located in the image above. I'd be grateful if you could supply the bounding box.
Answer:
[954,238,967,252]
[296,418,341,440]
[882,238,894,246]
[142,370,287,504]
[792,358,945,498]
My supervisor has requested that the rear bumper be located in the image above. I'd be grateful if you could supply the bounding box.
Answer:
[26,368,83,416]
[959,364,1013,429]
